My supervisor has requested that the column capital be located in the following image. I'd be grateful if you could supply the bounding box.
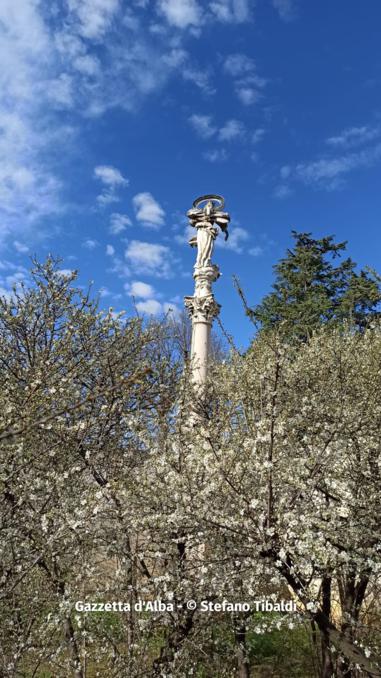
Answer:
[184,294,221,324]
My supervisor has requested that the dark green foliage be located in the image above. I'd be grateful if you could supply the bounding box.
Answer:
[251,231,381,341]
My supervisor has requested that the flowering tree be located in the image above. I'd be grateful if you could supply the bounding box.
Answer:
[165,326,381,677]
[1,258,380,677]
[0,259,181,676]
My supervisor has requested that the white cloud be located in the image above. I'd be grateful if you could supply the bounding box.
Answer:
[135,298,179,316]
[98,191,124,206]
[13,240,29,253]
[110,213,132,234]
[55,269,75,278]
[158,0,202,28]
[274,184,292,198]
[133,192,165,228]
[295,144,381,188]
[210,0,252,23]
[218,119,245,141]
[125,240,173,277]
[189,114,216,139]
[0,0,222,246]
[252,128,265,144]
[325,125,381,149]
[94,164,128,205]
[280,165,291,179]
[216,226,249,253]
[106,244,115,256]
[272,0,296,22]
[109,256,131,278]
[236,87,262,105]
[275,124,381,193]
[94,165,128,186]
[72,53,101,76]
[174,223,194,244]
[223,52,266,106]
[182,65,215,94]
[45,73,74,109]
[125,279,179,315]
[224,53,256,77]
[249,245,264,256]
[99,285,111,297]
[202,148,228,162]
[189,115,246,146]
[0,287,12,300]
[5,272,25,287]
[67,0,121,40]
[83,238,99,249]
[135,298,163,315]
[126,280,156,298]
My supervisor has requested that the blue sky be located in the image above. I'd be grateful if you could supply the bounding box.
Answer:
[1,0,381,349]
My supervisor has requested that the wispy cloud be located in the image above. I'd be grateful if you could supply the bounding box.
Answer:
[295,144,381,189]
[249,245,264,256]
[13,240,30,254]
[276,125,381,193]
[272,0,297,22]
[273,184,293,199]
[210,0,253,23]
[216,226,250,253]
[325,125,381,149]
[189,114,246,143]
[1,0,230,248]
[223,53,267,105]
[82,238,99,249]
[157,0,202,28]
[252,128,265,144]
[189,114,217,139]
[109,213,132,235]
[202,148,229,162]
[0,259,28,298]
[132,192,165,228]
[65,0,120,40]
[158,0,254,30]
[94,165,129,205]
[0,0,78,244]
[218,119,245,142]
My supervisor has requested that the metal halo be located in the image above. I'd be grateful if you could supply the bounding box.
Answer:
[192,194,225,211]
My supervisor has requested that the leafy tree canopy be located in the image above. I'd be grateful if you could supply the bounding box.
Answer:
[250,231,381,341]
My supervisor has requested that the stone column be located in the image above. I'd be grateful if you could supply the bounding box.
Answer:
[184,195,230,389]
[185,267,221,386]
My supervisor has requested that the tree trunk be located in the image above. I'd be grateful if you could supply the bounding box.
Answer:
[234,618,250,678]
[152,610,195,676]
[64,616,84,678]
[336,567,370,678]
[320,576,334,678]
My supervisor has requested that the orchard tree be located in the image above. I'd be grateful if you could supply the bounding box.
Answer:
[142,324,381,676]
[0,258,228,677]
[0,258,182,677]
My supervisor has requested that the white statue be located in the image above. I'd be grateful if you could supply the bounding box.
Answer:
[195,220,218,268]
[187,196,230,270]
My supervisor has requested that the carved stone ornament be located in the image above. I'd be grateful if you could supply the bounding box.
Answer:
[184,294,221,323]
[187,194,231,269]
[194,264,220,296]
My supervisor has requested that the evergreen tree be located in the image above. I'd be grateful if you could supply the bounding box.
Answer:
[251,231,381,340]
